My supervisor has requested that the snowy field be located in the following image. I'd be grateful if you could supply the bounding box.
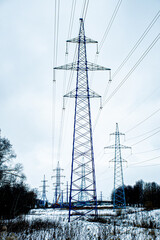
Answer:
[1,207,160,239]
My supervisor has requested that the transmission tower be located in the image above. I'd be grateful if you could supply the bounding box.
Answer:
[40,175,49,207]
[52,161,64,204]
[105,123,131,210]
[54,18,111,221]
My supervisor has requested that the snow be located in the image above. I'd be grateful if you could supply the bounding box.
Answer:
[1,207,160,239]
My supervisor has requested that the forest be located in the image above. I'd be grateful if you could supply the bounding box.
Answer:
[113,180,160,209]
[0,134,37,218]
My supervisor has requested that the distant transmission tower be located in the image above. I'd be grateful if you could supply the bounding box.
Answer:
[55,18,111,221]
[105,123,131,210]
[40,175,49,207]
[52,161,64,204]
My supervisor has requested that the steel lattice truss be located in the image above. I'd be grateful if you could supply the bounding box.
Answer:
[78,157,88,202]
[52,161,64,204]
[105,123,131,210]
[40,175,48,207]
[55,18,111,221]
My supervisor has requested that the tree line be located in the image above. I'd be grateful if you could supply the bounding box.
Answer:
[0,132,37,218]
[112,180,160,209]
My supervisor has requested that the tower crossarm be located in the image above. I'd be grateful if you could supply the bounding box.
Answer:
[105,144,131,149]
[120,144,131,149]
[104,144,116,149]
[67,36,98,44]
[54,61,110,71]
[109,158,127,163]
[64,88,101,98]
[110,132,125,136]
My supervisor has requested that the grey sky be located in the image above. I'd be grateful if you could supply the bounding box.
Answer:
[0,0,160,201]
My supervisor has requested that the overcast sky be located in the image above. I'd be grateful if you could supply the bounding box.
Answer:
[0,0,160,202]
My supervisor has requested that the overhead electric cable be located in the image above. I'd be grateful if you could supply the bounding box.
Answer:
[127,126,160,141]
[130,155,160,166]
[83,0,89,21]
[81,0,89,21]
[52,0,58,169]
[93,11,160,133]
[92,0,123,130]
[55,0,61,65]
[99,0,123,51]
[103,33,160,107]
[126,106,160,134]
[135,147,160,155]
[131,128,160,147]
[93,34,160,133]
[52,79,56,169]
[129,163,160,168]
[58,0,77,162]
[119,84,160,126]
[52,0,61,167]
[93,13,160,131]
[68,0,76,40]
[91,0,121,88]
[112,10,160,79]
[81,0,89,20]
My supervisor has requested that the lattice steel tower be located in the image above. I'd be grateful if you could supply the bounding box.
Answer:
[52,161,64,204]
[105,123,131,210]
[54,18,111,221]
[40,175,48,207]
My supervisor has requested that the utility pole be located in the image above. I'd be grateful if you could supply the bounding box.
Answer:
[40,175,49,207]
[54,18,111,221]
[105,123,131,210]
[52,161,64,204]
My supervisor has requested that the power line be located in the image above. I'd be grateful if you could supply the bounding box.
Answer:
[53,0,57,66]
[127,126,160,141]
[90,0,122,88]
[68,0,76,40]
[130,154,160,166]
[93,12,160,131]
[91,1,123,129]
[119,84,160,126]
[135,147,160,155]
[55,0,61,65]
[53,0,61,66]
[129,163,160,168]
[131,128,160,147]
[81,0,89,21]
[126,106,160,134]
[99,0,123,51]
[93,33,160,133]
[103,33,160,107]
[112,10,160,79]
[52,0,61,168]
[57,0,77,162]
[52,79,56,169]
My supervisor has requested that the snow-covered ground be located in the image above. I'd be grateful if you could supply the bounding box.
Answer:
[1,207,160,239]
